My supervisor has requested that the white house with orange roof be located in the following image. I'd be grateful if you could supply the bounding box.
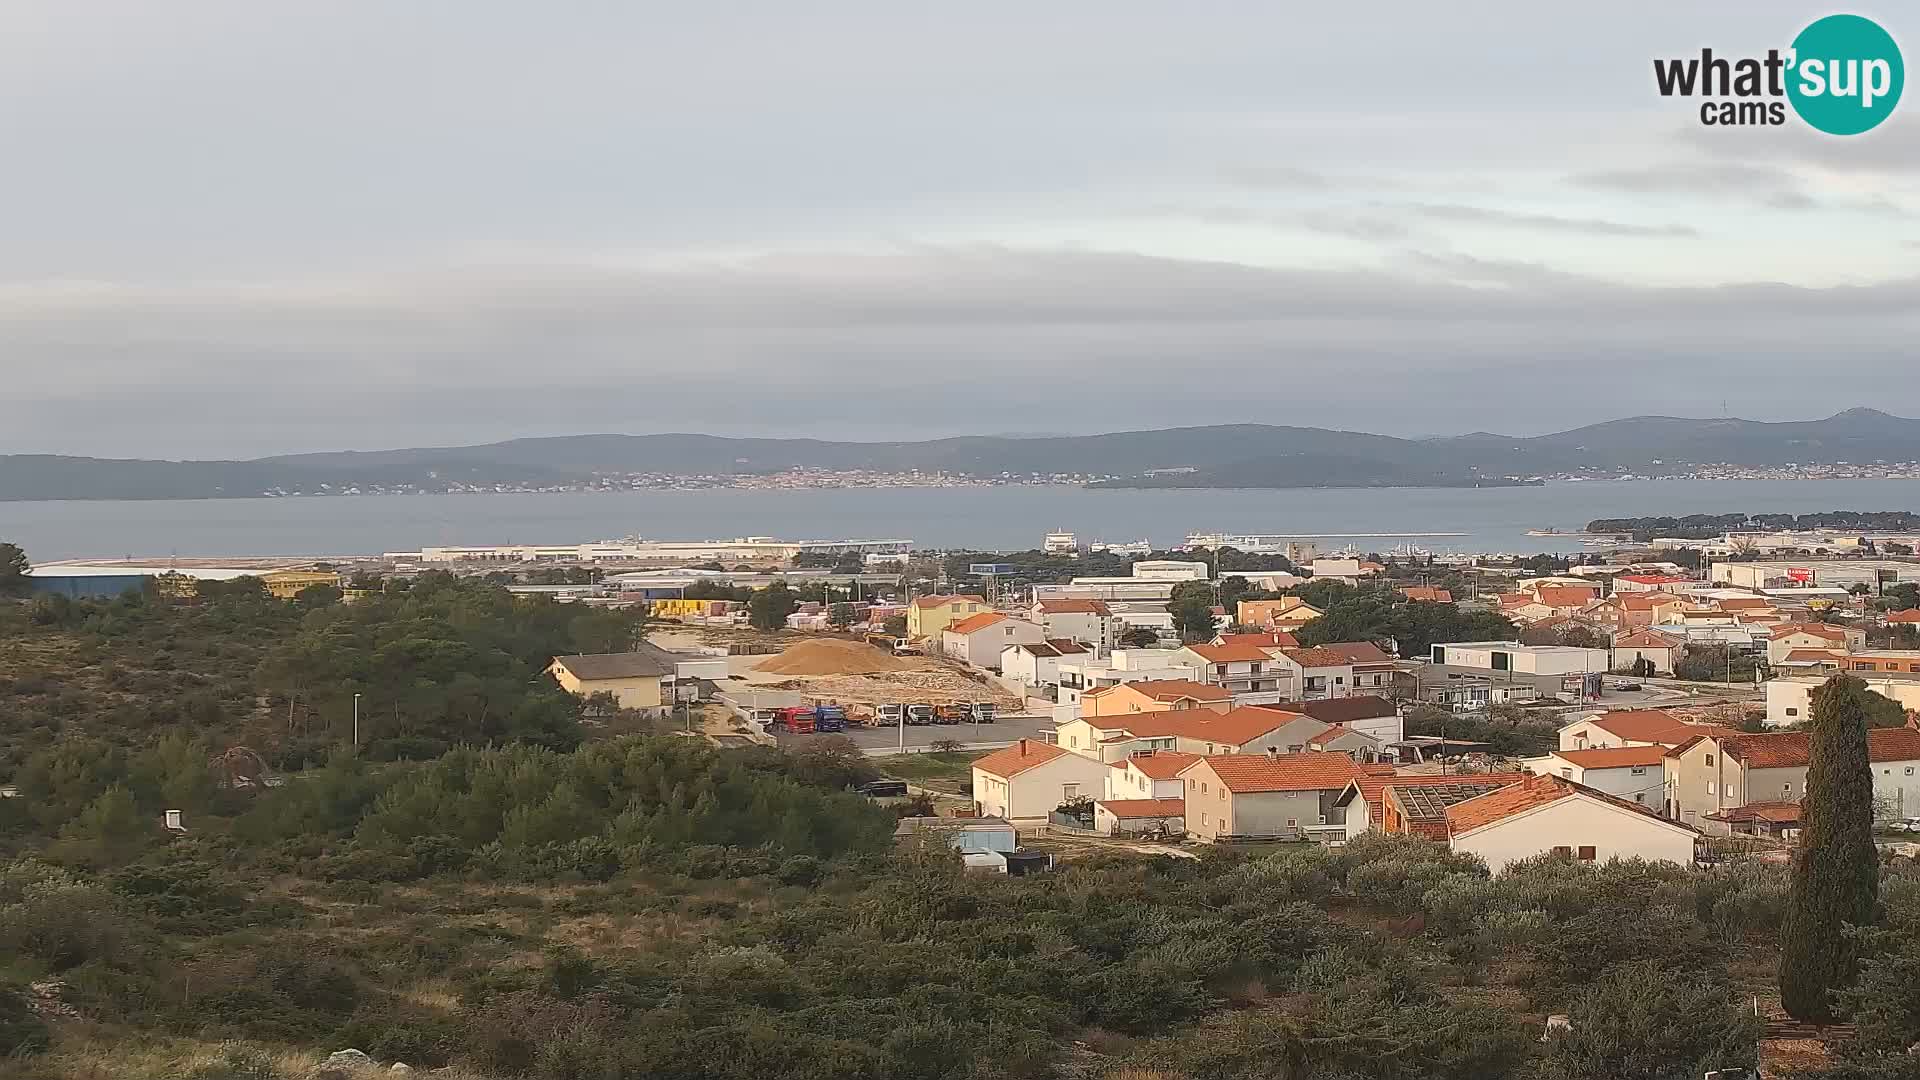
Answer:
[1523,745,1669,805]
[1028,599,1116,651]
[1612,629,1684,676]
[1103,748,1199,801]
[1556,709,1731,752]
[1766,622,1866,664]
[1058,704,1330,762]
[1442,773,1700,873]
[941,612,1044,669]
[1078,678,1228,719]
[1179,752,1365,842]
[971,738,1112,820]
[1174,641,1296,699]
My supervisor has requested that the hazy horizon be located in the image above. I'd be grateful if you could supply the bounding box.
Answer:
[6,2,1917,458]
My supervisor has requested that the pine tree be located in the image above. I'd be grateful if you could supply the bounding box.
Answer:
[1780,674,1882,1023]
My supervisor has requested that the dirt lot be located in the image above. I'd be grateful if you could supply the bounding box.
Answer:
[652,629,1023,712]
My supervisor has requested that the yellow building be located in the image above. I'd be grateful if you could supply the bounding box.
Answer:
[906,594,990,639]
[262,570,343,600]
[547,649,678,715]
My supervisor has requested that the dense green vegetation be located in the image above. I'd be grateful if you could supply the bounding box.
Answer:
[1585,511,1920,541]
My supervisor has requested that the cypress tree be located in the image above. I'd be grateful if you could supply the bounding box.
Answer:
[1779,674,1882,1023]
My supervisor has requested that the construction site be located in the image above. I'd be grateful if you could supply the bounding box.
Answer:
[649,630,1026,720]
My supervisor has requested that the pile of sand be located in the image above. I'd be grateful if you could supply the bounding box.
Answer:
[754,638,911,676]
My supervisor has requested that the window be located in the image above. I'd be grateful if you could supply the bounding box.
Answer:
[1786,708,1798,716]
[1559,768,1572,779]
[1908,767,1915,776]
[1200,782,1208,794]
[1219,789,1226,802]
[1285,818,1298,828]
[1578,846,1597,862]
[1318,814,1328,824]
[1069,736,1078,748]
[1552,845,1572,856]
[1705,754,1714,766]
[1630,766,1646,775]
[1063,784,1079,799]
[1707,781,1716,795]
[1200,813,1208,826]
[1634,793,1645,803]
[1784,783,1793,794]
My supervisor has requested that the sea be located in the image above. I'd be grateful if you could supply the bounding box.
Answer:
[8,479,1920,562]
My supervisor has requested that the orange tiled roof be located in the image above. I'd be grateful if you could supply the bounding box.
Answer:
[1583,709,1722,745]
[1715,597,1774,611]
[1122,750,1201,779]
[1673,727,1920,770]
[1706,800,1802,824]
[1186,641,1279,663]
[1535,586,1601,608]
[1036,599,1112,615]
[1781,648,1845,663]
[1444,772,1686,835]
[1551,745,1669,769]
[1887,609,1920,624]
[1315,641,1395,664]
[1400,586,1454,603]
[972,739,1070,779]
[1193,752,1363,793]
[1283,646,1363,668]
[1097,797,1188,819]
[1217,630,1301,649]
[1770,622,1848,641]
[1614,630,1681,649]
[945,612,1008,635]
[1119,706,1308,746]
[1086,678,1230,703]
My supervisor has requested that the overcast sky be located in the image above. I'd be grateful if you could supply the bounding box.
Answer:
[4,1,1918,458]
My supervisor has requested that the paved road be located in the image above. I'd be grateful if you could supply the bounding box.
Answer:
[773,713,1053,754]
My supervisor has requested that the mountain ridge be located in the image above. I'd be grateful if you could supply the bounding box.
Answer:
[5,409,1918,501]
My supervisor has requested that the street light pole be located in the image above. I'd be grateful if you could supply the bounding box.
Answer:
[352,693,361,750]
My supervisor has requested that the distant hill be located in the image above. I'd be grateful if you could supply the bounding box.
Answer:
[5,409,1920,501]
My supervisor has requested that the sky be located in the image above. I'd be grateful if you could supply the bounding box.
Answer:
[4,1,1919,458]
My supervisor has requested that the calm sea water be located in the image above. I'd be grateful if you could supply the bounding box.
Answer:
[8,479,1920,561]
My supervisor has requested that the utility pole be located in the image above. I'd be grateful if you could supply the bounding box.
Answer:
[352,693,361,750]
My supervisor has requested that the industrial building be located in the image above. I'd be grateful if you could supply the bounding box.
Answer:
[1712,559,1920,592]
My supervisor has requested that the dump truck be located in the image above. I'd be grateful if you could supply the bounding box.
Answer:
[772,706,817,734]
[813,705,848,733]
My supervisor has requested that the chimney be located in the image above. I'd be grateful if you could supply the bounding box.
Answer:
[1018,738,1029,756]
[1265,746,1278,759]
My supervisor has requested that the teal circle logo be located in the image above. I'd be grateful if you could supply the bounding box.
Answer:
[1787,14,1903,135]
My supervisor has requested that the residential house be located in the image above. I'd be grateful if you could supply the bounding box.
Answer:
[1842,650,1920,676]
[907,594,990,639]
[1079,679,1229,719]
[1432,641,1611,677]
[1237,597,1324,632]
[1581,592,1685,633]
[1275,646,1373,699]
[1305,724,1386,762]
[1180,752,1364,842]
[1444,773,1701,873]
[1030,599,1117,652]
[1774,649,1846,675]
[1059,705,1331,761]
[1093,798,1187,836]
[1497,593,1561,626]
[1665,725,1920,824]
[1766,622,1866,664]
[1308,559,1367,583]
[1613,629,1684,676]
[1524,745,1668,806]
[941,613,1045,669]
[971,739,1113,820]
[1765,674,1920,727]
[1557,709,1729,752]
[1701,801,1801,838]
[1317,641,1402,695]
[1104,748,1200,801]
[1257,695,1405,743]
[1055,649,1202,705]
[1399,586,1454,603]
[1176,641,1296,699]
[1335,771,1527,839]
[1000,639,1090,688]
[1887,609,1920,626]
[548,648,679,715]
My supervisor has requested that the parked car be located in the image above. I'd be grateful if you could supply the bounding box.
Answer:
[1612,682,1643,692]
